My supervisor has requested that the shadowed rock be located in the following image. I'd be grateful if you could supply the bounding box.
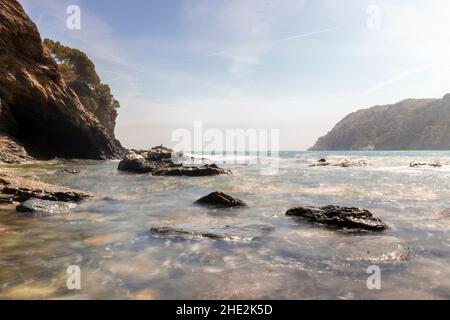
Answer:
[0,173,91,203]
[286,205,388,232]
[150,224,272,241]
[16,198,77,217]
[194,191,247,208]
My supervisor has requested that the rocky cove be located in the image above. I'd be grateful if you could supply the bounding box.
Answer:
[1,0,450,300]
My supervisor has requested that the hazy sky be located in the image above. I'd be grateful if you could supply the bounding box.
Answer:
[20,0,450,150]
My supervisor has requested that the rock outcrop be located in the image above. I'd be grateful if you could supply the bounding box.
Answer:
[118,146,231,176]
[310,94,450,151]
[0,133,33,163]
[286,205,388,232]
[0,0,123,160]
[194,191,247,208]
[0,173,91,203]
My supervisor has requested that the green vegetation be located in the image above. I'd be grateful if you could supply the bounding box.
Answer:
[43,39,119,109]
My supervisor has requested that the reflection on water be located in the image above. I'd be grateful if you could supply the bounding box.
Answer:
[1,151,450,299]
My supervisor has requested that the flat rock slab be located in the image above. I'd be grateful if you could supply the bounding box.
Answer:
[0,173,91,203]
[286,205,388,232]
[194,191,247,208]
[16,198,77,217]
[150,224,273,241]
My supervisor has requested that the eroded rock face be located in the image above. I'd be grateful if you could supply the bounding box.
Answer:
[0,133,33,164]
[118,146,231,176]
[286,205,388,232]
[0,0,123,159]
[194,191,247,208]
[0,173,91,203]
[16,198,77,217]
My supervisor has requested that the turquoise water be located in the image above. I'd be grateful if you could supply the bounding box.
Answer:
[1,151,450,299]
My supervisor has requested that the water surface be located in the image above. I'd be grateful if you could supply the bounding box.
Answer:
[1,151,450,299]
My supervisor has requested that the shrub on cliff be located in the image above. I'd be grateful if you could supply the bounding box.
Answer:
[43,39,119,110]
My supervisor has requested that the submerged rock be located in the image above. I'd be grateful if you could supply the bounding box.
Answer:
[0,173,91,203]
[118,146,231,176]
[286,205,388,232]
[310,158,368,167]
[16,198,77,217]
[150,224,272,241]
[194,191,247,208]
[57,169,80,174]
[410,162,442,168]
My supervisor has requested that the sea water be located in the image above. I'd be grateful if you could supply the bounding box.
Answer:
[0,151,450,299]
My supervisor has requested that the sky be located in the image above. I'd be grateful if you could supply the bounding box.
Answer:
[19,0,450,150]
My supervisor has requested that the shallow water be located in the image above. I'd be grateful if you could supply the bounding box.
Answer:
[1,151,450,299]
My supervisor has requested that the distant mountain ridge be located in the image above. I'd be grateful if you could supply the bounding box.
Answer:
[309,94,450,151]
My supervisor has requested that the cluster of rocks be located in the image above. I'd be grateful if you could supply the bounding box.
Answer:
[118,146,231,176]
[309,158,369,168]
[150,191,389,240]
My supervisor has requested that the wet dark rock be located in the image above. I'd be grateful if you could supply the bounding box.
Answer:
[118,146,231,176]
[194,191,247,208]
[150,224,272,241]
[16,198,77,217]
[153,164,231,177]
[310,159,368,167]
[0,173,91,203]
[286,205,388,232]
[58,169,80,174]
[410,162,442,168]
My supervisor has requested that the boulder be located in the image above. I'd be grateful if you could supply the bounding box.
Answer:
[16,198,77,217]
[194,191,247,208]
[286,205,388,232]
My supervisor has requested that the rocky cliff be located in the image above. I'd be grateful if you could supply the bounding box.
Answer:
[0,0,124,161]
[310,94,450,151]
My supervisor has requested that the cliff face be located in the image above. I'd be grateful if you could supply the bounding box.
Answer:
[310,95,450,151]
[0,0,123,160]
